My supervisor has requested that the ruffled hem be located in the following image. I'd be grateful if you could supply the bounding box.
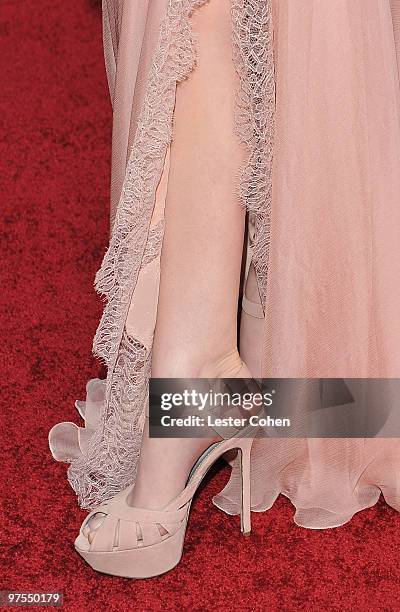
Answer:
[213,436,400,529]
[48,378,105,462]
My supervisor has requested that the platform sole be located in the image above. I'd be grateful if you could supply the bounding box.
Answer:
[75,523,187,579]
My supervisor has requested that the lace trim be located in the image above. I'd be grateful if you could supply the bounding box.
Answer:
[68,331,151,509]
[142,220,165,267]
[93,0,209,370]
[231,0,275,307]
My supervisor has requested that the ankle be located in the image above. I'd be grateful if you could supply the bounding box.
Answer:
[151,347,244,379]
[197,348,244,378]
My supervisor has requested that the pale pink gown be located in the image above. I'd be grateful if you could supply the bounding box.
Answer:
[50,0,400,528]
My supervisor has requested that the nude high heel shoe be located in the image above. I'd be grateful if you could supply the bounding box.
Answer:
[74,421,257,578]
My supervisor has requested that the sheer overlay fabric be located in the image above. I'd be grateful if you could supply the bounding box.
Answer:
[50,0,400,528]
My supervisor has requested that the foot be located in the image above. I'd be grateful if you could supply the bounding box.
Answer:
[83,350,252,544]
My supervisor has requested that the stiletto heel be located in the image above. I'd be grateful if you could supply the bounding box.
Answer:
[238,438,253,536]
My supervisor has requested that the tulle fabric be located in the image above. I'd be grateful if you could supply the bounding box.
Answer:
[217,0,400,527]
[50,0,400,527]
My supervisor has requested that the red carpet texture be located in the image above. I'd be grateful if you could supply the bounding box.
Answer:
[1,1,400,610]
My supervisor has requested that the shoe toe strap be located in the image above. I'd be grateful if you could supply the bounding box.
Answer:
[107,502,188,524]
[89,514,119,552]
[117,518,139,550]
[88,506,188,552]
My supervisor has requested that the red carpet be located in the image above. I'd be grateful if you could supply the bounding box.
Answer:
[1,1,400,610]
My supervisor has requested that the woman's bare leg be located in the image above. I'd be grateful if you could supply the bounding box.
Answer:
[126,0,250,511]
